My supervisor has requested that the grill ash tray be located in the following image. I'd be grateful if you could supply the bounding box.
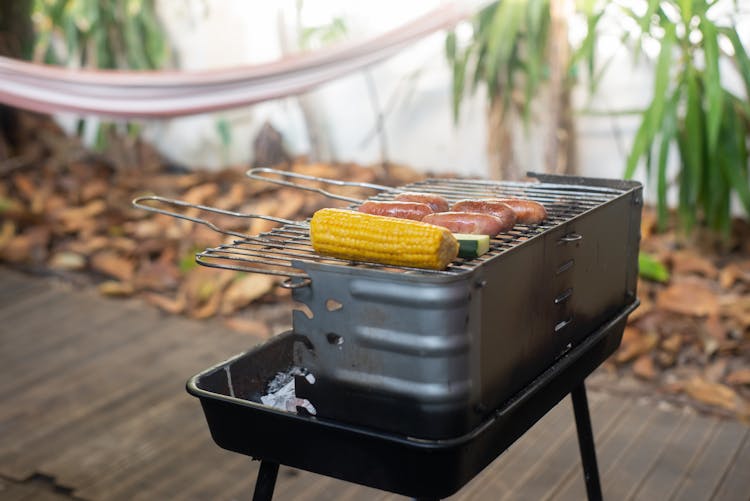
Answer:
[187,301,637,499]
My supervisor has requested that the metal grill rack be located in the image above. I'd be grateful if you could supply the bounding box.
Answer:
[134,170,630,285]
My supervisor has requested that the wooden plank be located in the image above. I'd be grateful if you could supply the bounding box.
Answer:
[0,324,215,478]
[0,291,145,359]
[670,418,747,501]
[547,401,659,501]
[454,395,579,499]
[30,339,223,484]
[711,429,750,501]
[0,315,182,437]
[600,406,688,500]
[495,392,626,499]
[0,272,50,305]
[0,301,151,398]
[0,287,64,325]
[72,413,212,500]
[630,412,718,500]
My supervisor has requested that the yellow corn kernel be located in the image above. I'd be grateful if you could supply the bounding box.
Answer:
[309,208,459,270]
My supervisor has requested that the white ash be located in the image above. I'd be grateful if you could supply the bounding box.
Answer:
[260,367,317,415]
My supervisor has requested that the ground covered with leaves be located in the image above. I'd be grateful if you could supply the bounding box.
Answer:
[1,112,749,422]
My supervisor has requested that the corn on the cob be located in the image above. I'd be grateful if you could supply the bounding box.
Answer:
[310,208,459,270]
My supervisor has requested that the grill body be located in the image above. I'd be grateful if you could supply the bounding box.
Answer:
[283,174,642,438]
[187,300,637,499]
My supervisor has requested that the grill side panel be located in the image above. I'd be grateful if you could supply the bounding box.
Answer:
[291,268,483,438]
[478,187,642,414]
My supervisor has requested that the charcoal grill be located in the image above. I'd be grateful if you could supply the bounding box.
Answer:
[134,170,642,500]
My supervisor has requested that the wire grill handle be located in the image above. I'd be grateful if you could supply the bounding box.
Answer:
[132,195,313,285]
[246,167,397,203]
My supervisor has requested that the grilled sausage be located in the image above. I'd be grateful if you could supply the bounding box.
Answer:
[358,200,433,221]
[422,212,509,236]
[394,192,450,213]
[495,199,548,224]
[450,200,517,229]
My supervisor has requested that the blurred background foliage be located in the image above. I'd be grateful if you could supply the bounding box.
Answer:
[583,0,750,236]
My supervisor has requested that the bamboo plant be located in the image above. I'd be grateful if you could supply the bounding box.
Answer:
[446,0,581,180]
[582,0,750,234]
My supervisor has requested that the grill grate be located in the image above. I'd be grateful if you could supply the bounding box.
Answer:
[190,176,628,282]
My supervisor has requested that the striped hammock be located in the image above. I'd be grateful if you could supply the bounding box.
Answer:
[0,3,473,119]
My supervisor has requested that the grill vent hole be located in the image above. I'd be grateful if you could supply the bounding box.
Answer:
[326,333,343,346]
[326,299,343,312]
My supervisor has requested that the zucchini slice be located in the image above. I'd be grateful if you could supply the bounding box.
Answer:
[454,234,490,259]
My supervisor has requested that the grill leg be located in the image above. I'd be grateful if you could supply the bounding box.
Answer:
[252,461,279,501]
[571,382,603,501]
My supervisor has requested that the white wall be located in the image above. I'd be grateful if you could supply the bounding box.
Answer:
[130,0,748,213]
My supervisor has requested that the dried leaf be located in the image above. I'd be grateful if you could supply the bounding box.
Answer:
[182,182,219,205]
[0,220,16,249]
[143,292,185,314]
[49,251,86,271]
[615,329,658,363]
[704,359,728,383]
[683,378,739,411]
[0,226,49,263]
[633,354,657,380]
[223,317,271,338]
[656,277,719,317]
[720,295,750,328]
[133,260,180,292]
[12,173,37,201]
[181,267,233,317]
[99,281,135,297]
[718,260,750,289]
[670,250,718,279]
[726,369,750,386]
[81,178,108,202]
[220,274,276,315]
[91,251,135,282]
[661,333,682,353]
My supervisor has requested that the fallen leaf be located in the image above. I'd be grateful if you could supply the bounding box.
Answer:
[49,251,86,271]
[0,220,16,249]
[223,317,271,338]
[220,274,276,315]
[720,296,750,328]
[143,292,185,314]
[704,359,728,382]
[726,369,750,386]
[633,354,657,380]
[655,350,676,368]
[670,250,718,279]
[182,182,219,205]
[656,277,719,317]
[0,226,49,263]
[719,260,750,290]
[99,281,135,297]
[615,329,658,364]
[12,173,37,201]
[133,260,180,292]
[91,251,135,282]
[683,378,739,411]
[81,178,108,202]
[661,333,682,353]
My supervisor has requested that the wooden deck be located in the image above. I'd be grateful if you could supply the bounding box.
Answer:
[1,267,748,500]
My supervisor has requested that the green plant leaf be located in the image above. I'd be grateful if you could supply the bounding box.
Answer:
[720,27,750,113]
[680,66,705,231]
[656,88,681,230]
[721,95,750,215]
[638,252,670,283]
[679,0,693,24]
[625,22,675,180]
[445,30,457,62]
[700,17,722,158]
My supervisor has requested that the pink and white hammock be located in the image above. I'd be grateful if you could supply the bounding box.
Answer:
[0,3,473,119]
